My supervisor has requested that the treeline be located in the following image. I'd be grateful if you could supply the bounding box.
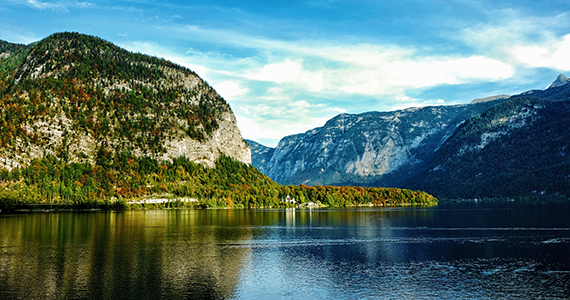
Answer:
[0,153,437,210]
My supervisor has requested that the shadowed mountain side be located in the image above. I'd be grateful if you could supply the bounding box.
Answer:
[405,96,570,199]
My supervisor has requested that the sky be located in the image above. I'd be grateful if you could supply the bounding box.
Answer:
[1,0,570,147]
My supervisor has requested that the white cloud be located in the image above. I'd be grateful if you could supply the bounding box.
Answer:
[387,55,513,88]
[457,12,570,72]
[234,45,512,98]
[213,81,250,101]
[245,59,302,83]
[512,34,570,70]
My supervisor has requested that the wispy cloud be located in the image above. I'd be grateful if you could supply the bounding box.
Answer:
[26,0,94,12]
[119,25,519,144]
[512,34,570,70]
[213,81,250,101]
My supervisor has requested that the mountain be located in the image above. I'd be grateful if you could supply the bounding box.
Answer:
[247,100,505,187]
[245,139,275,174]
[470,94,510,104]
[249,74,570,199]
[406,95,570,199]
[0,32,250,171]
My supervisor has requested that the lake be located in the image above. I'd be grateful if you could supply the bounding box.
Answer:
[1,202,569,299]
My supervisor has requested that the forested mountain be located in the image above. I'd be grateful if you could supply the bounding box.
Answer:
[406,95,570,199]
[249,75,570,200]
[0,32,250,170]
[0,32,437,209]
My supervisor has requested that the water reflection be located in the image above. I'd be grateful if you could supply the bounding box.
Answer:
[1,204,569,299]
[0,210,257,299]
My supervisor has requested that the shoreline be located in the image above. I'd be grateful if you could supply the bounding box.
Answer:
[1,201,438,214]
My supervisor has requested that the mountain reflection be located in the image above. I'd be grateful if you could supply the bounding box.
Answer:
[0,210,258,299]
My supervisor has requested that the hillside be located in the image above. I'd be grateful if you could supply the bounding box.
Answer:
[246,139,275,174]
[406,95,570,199]
[0,32,250,170]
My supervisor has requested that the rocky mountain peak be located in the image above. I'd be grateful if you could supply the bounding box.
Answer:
[548,74,570,89]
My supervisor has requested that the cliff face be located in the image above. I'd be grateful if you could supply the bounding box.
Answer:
[0,32,250,170]
[249,101,502,186]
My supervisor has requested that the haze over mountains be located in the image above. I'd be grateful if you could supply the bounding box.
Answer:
[248,76,570,199]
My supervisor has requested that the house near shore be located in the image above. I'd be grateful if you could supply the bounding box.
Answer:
[282,195,296,204]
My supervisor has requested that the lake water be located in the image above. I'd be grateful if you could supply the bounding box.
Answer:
[1,202,569,299]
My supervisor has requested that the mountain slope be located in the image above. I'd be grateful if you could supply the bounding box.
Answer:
[0,32,250,170]
[248,100,504,187]
[245,139,275,174]
[548,74,570,89]
[406,95,570,198]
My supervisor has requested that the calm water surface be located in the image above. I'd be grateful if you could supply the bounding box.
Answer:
[1,202,569,299]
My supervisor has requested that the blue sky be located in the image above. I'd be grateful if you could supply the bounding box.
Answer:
[2,0,570,146]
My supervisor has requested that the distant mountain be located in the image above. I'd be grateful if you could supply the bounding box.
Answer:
[247,100,505,187]
[518,75,570,101]
[548,74,570,89]
[471,94,510,104]
[249,74,570,199]
[0,32,251,170]
[245,139,274,174]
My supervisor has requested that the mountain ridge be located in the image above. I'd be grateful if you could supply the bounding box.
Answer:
[407,95,570,198]
[249,74,570,199]
[548,74,570,89]
[248,99,506,187]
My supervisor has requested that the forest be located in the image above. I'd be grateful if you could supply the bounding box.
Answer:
[0,153,438,211]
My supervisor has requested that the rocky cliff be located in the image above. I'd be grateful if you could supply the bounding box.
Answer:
[0,32,250,170]
[548,74,570,89]
[245,139,275,174]
[248,100,503,187]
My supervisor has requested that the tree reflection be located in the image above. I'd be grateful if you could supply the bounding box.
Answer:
[0,210,257,299]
